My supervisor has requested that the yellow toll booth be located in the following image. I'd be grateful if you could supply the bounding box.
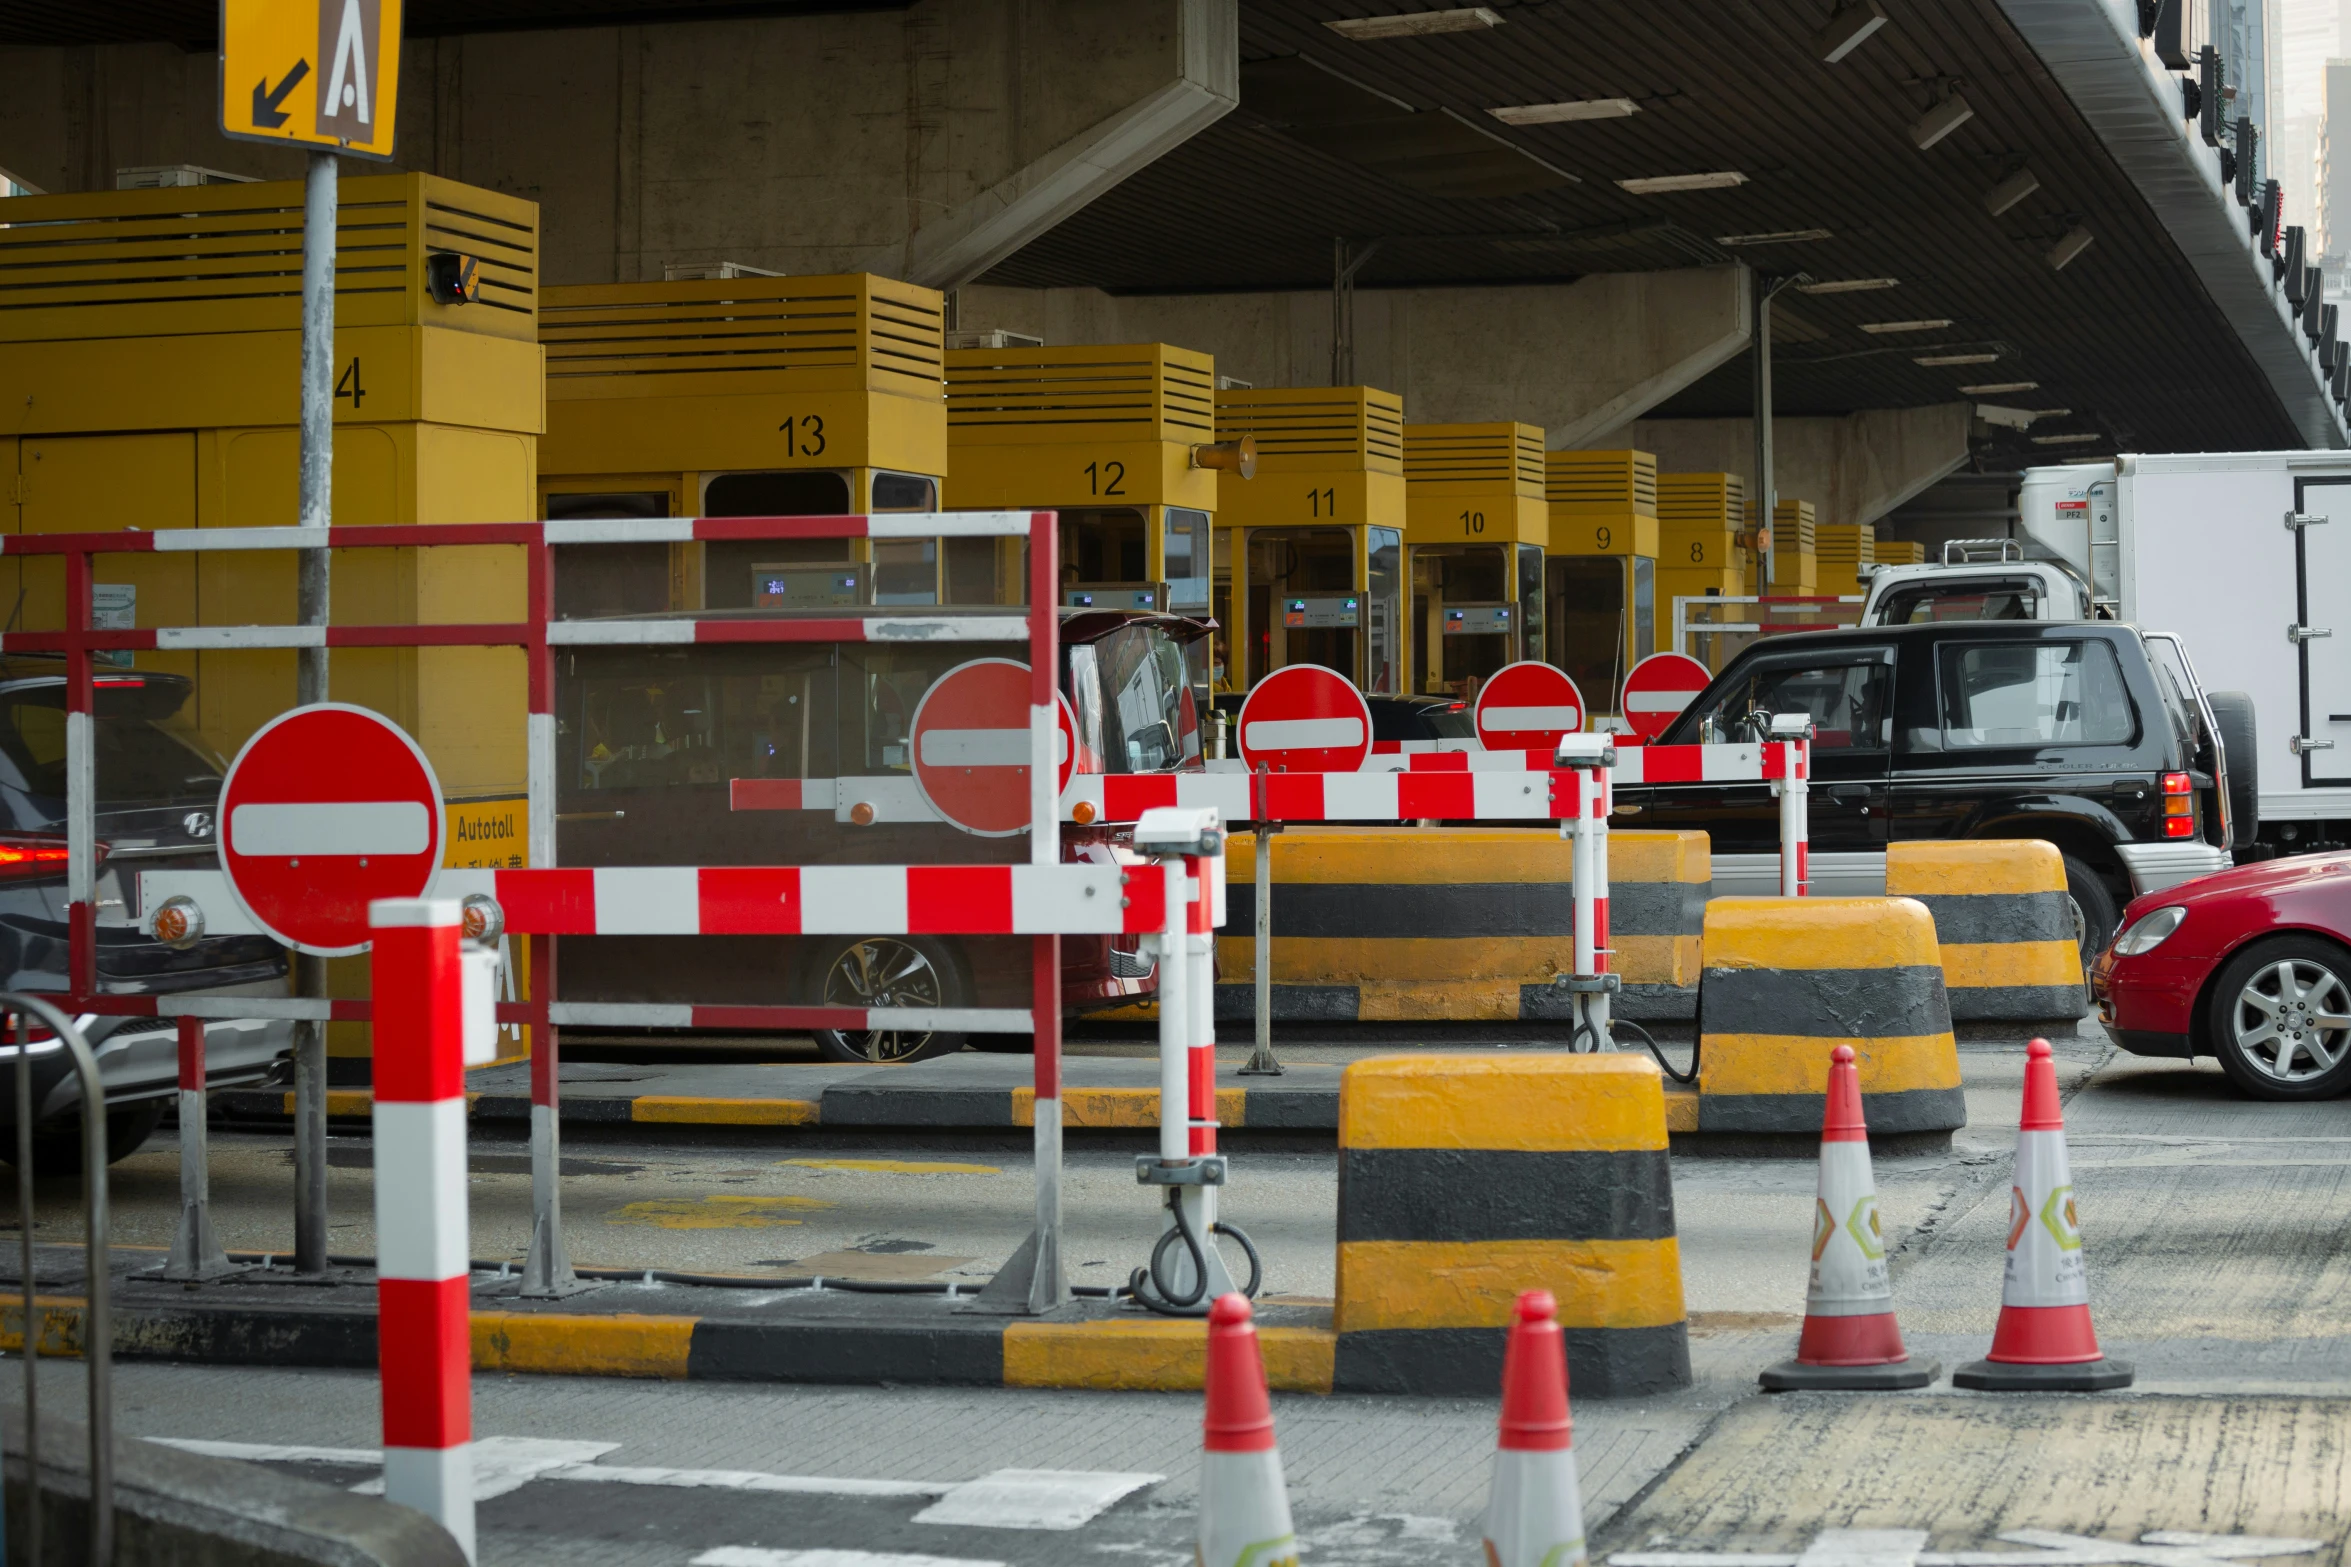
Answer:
[1656,473,1752,666]
[1402,422,1547,696]
[1211,386,1406,694]
[1816,521,1878,597]
[538,273,951,610]
[1544,449,1659,719]
[1759,497,1819,594]
[0,172,543,1074]
[943,343,1223,618]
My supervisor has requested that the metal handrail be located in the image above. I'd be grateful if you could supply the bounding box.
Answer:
[9,994,111,1566]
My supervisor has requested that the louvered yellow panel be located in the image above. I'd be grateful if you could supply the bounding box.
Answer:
[1403,422,1547,547]
[539,273,945,479]
[1546,449,1659,558]
[1214,387,1406,530]
[1815,522,1878,597]
[944,343,1218,510]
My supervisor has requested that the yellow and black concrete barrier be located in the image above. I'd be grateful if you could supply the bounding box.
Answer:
[1697,897,1964,1139]
[1210,828,1708,1023]
[1885,840,2087,1024]
[1332,1054,1690,1396]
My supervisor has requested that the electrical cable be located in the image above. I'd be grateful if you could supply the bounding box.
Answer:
[1617,1017,1695,1086]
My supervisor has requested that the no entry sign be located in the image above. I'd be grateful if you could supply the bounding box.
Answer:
[1474,661,1585,752]
[219,703,445,956]
[1236,664,1372,773]
[1621,652,1716,742]
[909,658,1071,836]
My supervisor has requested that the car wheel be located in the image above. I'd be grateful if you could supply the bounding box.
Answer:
[2204,690,2259,850]
[6,1099,168,1176]
[2206,936,2351,1101]
[2062,854,2120,970]
[810,936,968,1065]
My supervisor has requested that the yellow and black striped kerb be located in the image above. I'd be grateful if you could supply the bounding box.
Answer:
[1884,840,2087,1023]
[1212,828,1706,1023]
[1333,1055,1690,1396]
[1697,897,1964,1137]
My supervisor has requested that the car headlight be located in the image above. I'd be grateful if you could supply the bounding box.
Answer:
[2112,904,2186,956]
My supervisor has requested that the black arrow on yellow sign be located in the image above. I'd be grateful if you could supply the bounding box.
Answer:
[252,58,310,129]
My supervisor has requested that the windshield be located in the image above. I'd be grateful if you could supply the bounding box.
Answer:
[1876,578,2048,624]
[2141,634,2204,760]
[1067,624,1201,773]
[1669,652,1893,751]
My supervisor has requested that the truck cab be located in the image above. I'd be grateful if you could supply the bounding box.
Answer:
[1860,539,2092,627]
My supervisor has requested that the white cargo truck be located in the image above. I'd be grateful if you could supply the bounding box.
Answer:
[1861,451,2351,857]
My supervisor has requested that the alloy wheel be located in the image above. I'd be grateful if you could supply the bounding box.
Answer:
[2229,958,2351,1084]
[822,938,947,1064]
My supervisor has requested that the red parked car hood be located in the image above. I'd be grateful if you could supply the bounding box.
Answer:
[2129,852,2351,920]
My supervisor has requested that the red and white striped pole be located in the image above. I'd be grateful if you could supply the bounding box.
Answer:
[1138,806,1238,1309]
[1556,734,1617,1048]
[1769,718,1814,898]
[162,1016,234,1279]
[370,897,474,1562]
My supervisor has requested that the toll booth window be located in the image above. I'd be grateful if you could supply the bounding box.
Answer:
[1075,625,1197,773]
[1247,528,1359,688]
[872,472,938,511]
[545,493,677,620]
[873,540,939,605]
[703,471,854,611]
[1164,508,1210,612]
[1683,654,1892,750]
[1548,556,1630,715]
[1878,579,2045,623]
[1934,640,2133,749]
[842,642,1029,775]
[1061,508,1148,590]
[1632,557,1655,665]
[1517,543,1544,670]
[1366,528,1402,694]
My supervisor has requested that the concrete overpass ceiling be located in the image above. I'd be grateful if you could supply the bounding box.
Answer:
[977,0,2298,455]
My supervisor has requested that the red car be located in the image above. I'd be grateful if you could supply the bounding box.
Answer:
[2092,853,2351,1100]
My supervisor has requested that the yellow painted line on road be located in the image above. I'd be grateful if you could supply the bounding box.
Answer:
[276,1090,481,1118]
[1019,1086,1246,1129]
[606,1195,833,1230]
[631,1096,820,1126]
[472,1311,694,1379]
[779,1157,1001,1175]
[0,1295,87,1356]
[1003,1317,1335,1393]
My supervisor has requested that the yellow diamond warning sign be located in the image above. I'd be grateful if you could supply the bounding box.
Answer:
[220,0,404,160]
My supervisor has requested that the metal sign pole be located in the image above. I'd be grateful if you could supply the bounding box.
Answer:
[291,148,336,1277]
[518,536,584,1298]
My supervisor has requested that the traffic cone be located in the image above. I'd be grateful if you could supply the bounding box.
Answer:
[1482,1290,1588,1567]
[1198,1293,1299,1567]
[1760,1045,1937,1390]
[1953,1037,2134,1391]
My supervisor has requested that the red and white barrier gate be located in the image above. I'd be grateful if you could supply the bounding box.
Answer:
[12,510,1089,1341]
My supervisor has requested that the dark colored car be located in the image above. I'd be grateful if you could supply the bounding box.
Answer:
[2093,853,2351,1098]
[1207,691,1470,750]
[554,608,1212,1064]
[0,661,293,1166]
[1616,622,2239,959]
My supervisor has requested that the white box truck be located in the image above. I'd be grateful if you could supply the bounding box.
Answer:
[1861,451,2351,857]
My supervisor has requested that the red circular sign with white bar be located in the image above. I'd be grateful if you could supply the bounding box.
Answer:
[1621,652,1716,741]
[1474,660,1585,752]
[219,703,446,957]
[1236,664,1372,773]
[909,659,1069,836]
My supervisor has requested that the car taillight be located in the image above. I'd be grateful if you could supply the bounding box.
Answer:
[2162,771,2195,838]
[0,835,72,879]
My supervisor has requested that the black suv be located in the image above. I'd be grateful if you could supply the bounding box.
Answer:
[0,661,293,1165]
[1616,622,2246,958]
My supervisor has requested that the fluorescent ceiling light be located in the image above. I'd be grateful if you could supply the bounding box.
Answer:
[1798,277,1899,294]
[1716,228,1833,245]
[1618,171,1747,194]
[2048,226,2096,271]
[1909,92,1975,150]
[1984,167,2041,216]
[1327,7,1501,40]
[1914,352,2001,366]
[2032,432,2104,445]
[1975,404,2071,431]
[1958,381,2040,394]
[1860,319,1954,334]
[1815,0,1889,63]
[1490,98,1639,125]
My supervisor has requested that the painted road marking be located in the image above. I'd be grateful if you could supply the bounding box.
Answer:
[913,1469,1162,1531]
[779,1158,1002,1176]
[696,1552,1005,1567]
[543,1464,943,1498]
[1611,1530,2327,1567]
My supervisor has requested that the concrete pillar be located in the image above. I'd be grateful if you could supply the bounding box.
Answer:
[1594,404,1975,532]
[956,265,1750,446]
[0,0,1237,289]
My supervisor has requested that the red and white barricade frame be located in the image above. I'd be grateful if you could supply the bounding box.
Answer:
[2,509,1115,1323]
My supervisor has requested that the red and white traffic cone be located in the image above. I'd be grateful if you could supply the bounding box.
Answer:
[1198,1293,1298,1567]
[1761,1045,1936,1391]
[1954,1037,2133,1391]
[1482,1290,1588,1567]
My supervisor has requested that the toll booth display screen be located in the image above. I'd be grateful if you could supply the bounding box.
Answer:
[754,565,864,608]
[1065,588,1161,610]
[1285,596,1361,628]
[1444,605,1513,635]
